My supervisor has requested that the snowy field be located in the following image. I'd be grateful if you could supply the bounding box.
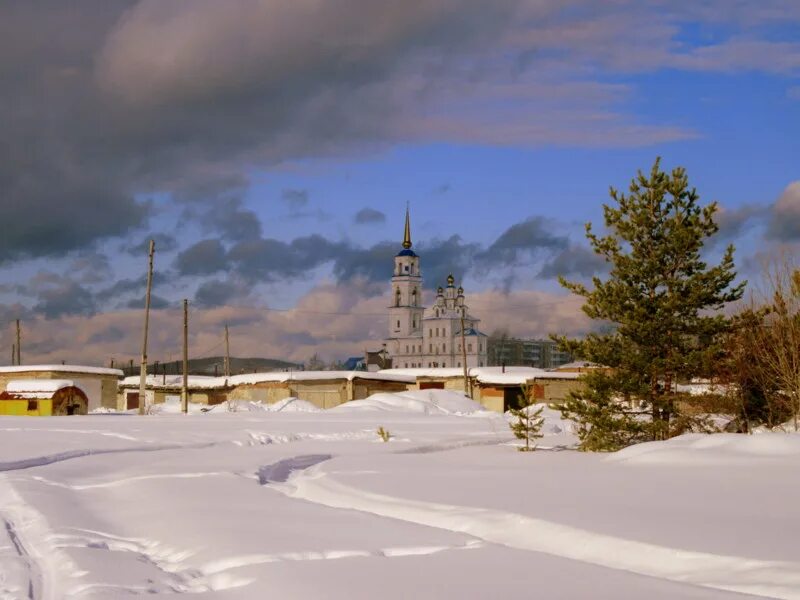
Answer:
[1,390,799,600]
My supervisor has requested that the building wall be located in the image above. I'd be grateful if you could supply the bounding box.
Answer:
[531,378,584,403]
[0,398,53,416]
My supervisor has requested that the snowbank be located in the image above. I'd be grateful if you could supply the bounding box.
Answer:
[505,403,577,435]
[268,397,321,413]
[608,432,800,465]
[332,390,486,416]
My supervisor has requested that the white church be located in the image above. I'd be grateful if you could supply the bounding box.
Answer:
[379,209,488,369]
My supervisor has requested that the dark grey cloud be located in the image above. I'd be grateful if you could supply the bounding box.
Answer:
[354,208,387,224]
[124,233,179,256]
[175,239,229,276]
[0,1,523,264]
[22,273,97,319]
[124,294,170,310]
[538,245,606,279]
[477,217,568,266]
[199,197,262,242]
[194,279,251,308]
[96,272,169,304]
[228,235,349,282]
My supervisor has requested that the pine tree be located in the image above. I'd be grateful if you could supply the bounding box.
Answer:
[509,384,544,451]
[555,158,745,451]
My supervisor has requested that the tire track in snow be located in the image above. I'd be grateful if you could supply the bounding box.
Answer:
[277,466,800,600]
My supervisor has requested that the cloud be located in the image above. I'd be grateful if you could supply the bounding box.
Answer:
[175,239,229,276]
[20,272,97,319]
[766,181,800,241]
[281,189,310,209]
[194,278,252,308]
[0,281,592,366]
[538,245,606,279]
[124,233,179,256]
[354,208,387,224]
[477,217,568,266]
[199,197,262,242]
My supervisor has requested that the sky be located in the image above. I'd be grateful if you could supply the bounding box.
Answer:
[1,0,799,366]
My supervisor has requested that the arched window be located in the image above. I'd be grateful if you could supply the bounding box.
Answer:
[395,288,401,307]
[411,288,417,306]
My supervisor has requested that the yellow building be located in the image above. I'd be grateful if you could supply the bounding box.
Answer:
[0,365,122,412]
[0,379,89,416]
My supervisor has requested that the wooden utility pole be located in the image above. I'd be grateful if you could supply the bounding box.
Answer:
[224,324,231,378]
[182,299,189,414]
[11,344,15,366]
[138,239,155,415]
[460,315,469,396]
[15,319,21,366]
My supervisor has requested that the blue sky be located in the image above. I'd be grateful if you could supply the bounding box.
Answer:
[1,0,799,364]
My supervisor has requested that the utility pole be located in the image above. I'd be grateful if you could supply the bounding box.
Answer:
[11,344,15,366]
[182,299,189,414]
[460,315,469,397]
[139,239,155,415]
[224,324,231,378]
[15,319,21,366]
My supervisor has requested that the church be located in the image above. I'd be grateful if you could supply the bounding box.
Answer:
[381,209,488,369]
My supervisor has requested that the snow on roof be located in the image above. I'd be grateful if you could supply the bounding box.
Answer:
[120,370,416,389]
[378,366,565,385]
[553,361,603,371]
[119,374,221,389]
[228,370,415,386]
[0,364,123,377]
[3,379,83,399]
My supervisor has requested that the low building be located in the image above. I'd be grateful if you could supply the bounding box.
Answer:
[0,365,122,412]
[0,379,90,416]
[118,371,416,411]
[380,366,587,412]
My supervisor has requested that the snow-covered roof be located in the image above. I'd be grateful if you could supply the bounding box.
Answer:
[3,379,82,399]
[552,361,603,371]
[120,370,416,389]
[0,364,123,377]
[378,366,565,385]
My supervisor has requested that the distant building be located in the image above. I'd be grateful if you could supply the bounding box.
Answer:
[487,337,573,369]
[380,209,488,369]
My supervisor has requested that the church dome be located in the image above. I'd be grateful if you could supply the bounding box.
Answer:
[447,274,455,286]
[396,248,417,257]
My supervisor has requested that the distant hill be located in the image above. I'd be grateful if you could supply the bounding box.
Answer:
[120,356,301,377]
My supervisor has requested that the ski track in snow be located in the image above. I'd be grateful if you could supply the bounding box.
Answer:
[0,442,217,473]
[53,527,484,597]
[277,464,800,600]
[0,476,83,600]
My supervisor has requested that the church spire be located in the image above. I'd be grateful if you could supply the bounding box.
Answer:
[402,204,412,249]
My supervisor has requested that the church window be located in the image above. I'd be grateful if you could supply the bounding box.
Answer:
[442,362,446,367]
[404,363,408,368]
[395,288,401,307]
[405,345,409,353]
[429,344,432,352]
[443,343,446,352]
[435,327,439,336]
[396,320,400,329]
[429,328,432,337]
[411,289,417,306]
[468,343,473,352]
[404,265,409,272]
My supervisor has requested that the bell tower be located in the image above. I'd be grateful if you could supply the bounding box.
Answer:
[386,207,425,362]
